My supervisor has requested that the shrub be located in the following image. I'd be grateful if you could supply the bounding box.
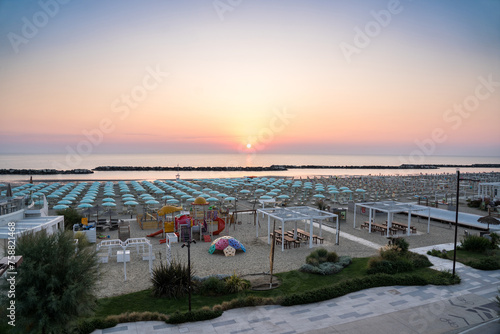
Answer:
[326,251,339,263]
[299,263,324,275]
[380,247,400,262]
[367,258,394,275]
[489,232,500,249]
[461,235,492,253]
[56,207,83,230]
[427,249,441,257]
[467,257,500,270]
[225,273,250,294]
[74,318,118,334]
[151,260,192,299]
[280,272,459,307]
[0,231,99,334]
[392,258,415,273]
[198,276,227,296]
[300,250,351,275]
[305,248,339,266]
[392,238,409,252]
[192,274,230,282]
[406,252,433,268]
[106,311,168,323]
[305,257,320,266]
[167,309,223,324]
[338,255,352,267]
[318,262,343,275]
[467,199,482,208]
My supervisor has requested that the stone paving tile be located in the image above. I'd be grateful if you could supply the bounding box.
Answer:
[389,300,408,306]
[248,317,271,324]
[308,314,330,322]
[348,293,367,299]
[102,326,129,333]
[91,243,500,334]
[212,319,237,327]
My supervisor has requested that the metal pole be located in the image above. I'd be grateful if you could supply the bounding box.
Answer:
[452,170,460,278]
[187,239,191,312]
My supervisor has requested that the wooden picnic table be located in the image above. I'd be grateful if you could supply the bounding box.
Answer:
[294,228,324,244]
[385,221,417,233]
[361,222,397,235]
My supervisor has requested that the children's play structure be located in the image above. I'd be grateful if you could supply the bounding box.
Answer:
[145,197,228,243]
[208,236,246,256]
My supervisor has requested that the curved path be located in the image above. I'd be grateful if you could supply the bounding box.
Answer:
[92,244,500,334]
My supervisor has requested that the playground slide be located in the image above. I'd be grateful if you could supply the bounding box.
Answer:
[212,217,225,236]
[147,229,163,238]
[159,238,166,244]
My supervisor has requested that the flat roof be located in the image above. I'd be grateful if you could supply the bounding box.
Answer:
[0,215,64,239]
[355,201,430,213]
[258,206,337,222]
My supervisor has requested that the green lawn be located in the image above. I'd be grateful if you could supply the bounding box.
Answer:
[441,249,500,270]
[94,257,443,318]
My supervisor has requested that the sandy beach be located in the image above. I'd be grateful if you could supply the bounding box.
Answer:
[45,172,493,298]
[3,172,498,297]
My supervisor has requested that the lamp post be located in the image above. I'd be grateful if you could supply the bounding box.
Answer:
[452,170,460,278]
[181,224,195,312]
[452,172,480,278]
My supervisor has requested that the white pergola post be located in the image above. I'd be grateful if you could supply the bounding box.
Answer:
[353,204,357,228]
[335,216,339,245]
[368,208,373,233]
[122,244,127,281]
[149,243,152,276]
[427,208,431,233]
[407,210,412,236]
[256,214,259,238]
[387,212,392,237]
[309,218,313,248]
[282,220,285,252]
[267,216,271,244]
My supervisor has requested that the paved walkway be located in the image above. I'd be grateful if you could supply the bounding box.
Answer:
[92,244,500,334]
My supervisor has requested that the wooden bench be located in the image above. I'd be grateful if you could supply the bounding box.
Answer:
[295,229,322,244]
[284,235,300,248]
[387,221,417,234]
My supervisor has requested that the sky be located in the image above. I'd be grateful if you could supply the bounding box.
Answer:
[0,0,499,157]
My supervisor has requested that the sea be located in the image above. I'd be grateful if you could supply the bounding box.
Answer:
[1,153,499,183]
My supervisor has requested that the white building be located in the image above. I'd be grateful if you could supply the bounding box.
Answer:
[0,195,64,257]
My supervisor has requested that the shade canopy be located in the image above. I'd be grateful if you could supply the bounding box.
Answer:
[158,205,183,215]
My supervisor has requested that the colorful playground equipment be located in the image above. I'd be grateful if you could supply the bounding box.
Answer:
[208,236,246,256]
[146,200,227,244]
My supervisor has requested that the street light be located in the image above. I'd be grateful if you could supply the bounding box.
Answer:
[181,224,196,312]
[452,169,460,278]
[452,171,480,278]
